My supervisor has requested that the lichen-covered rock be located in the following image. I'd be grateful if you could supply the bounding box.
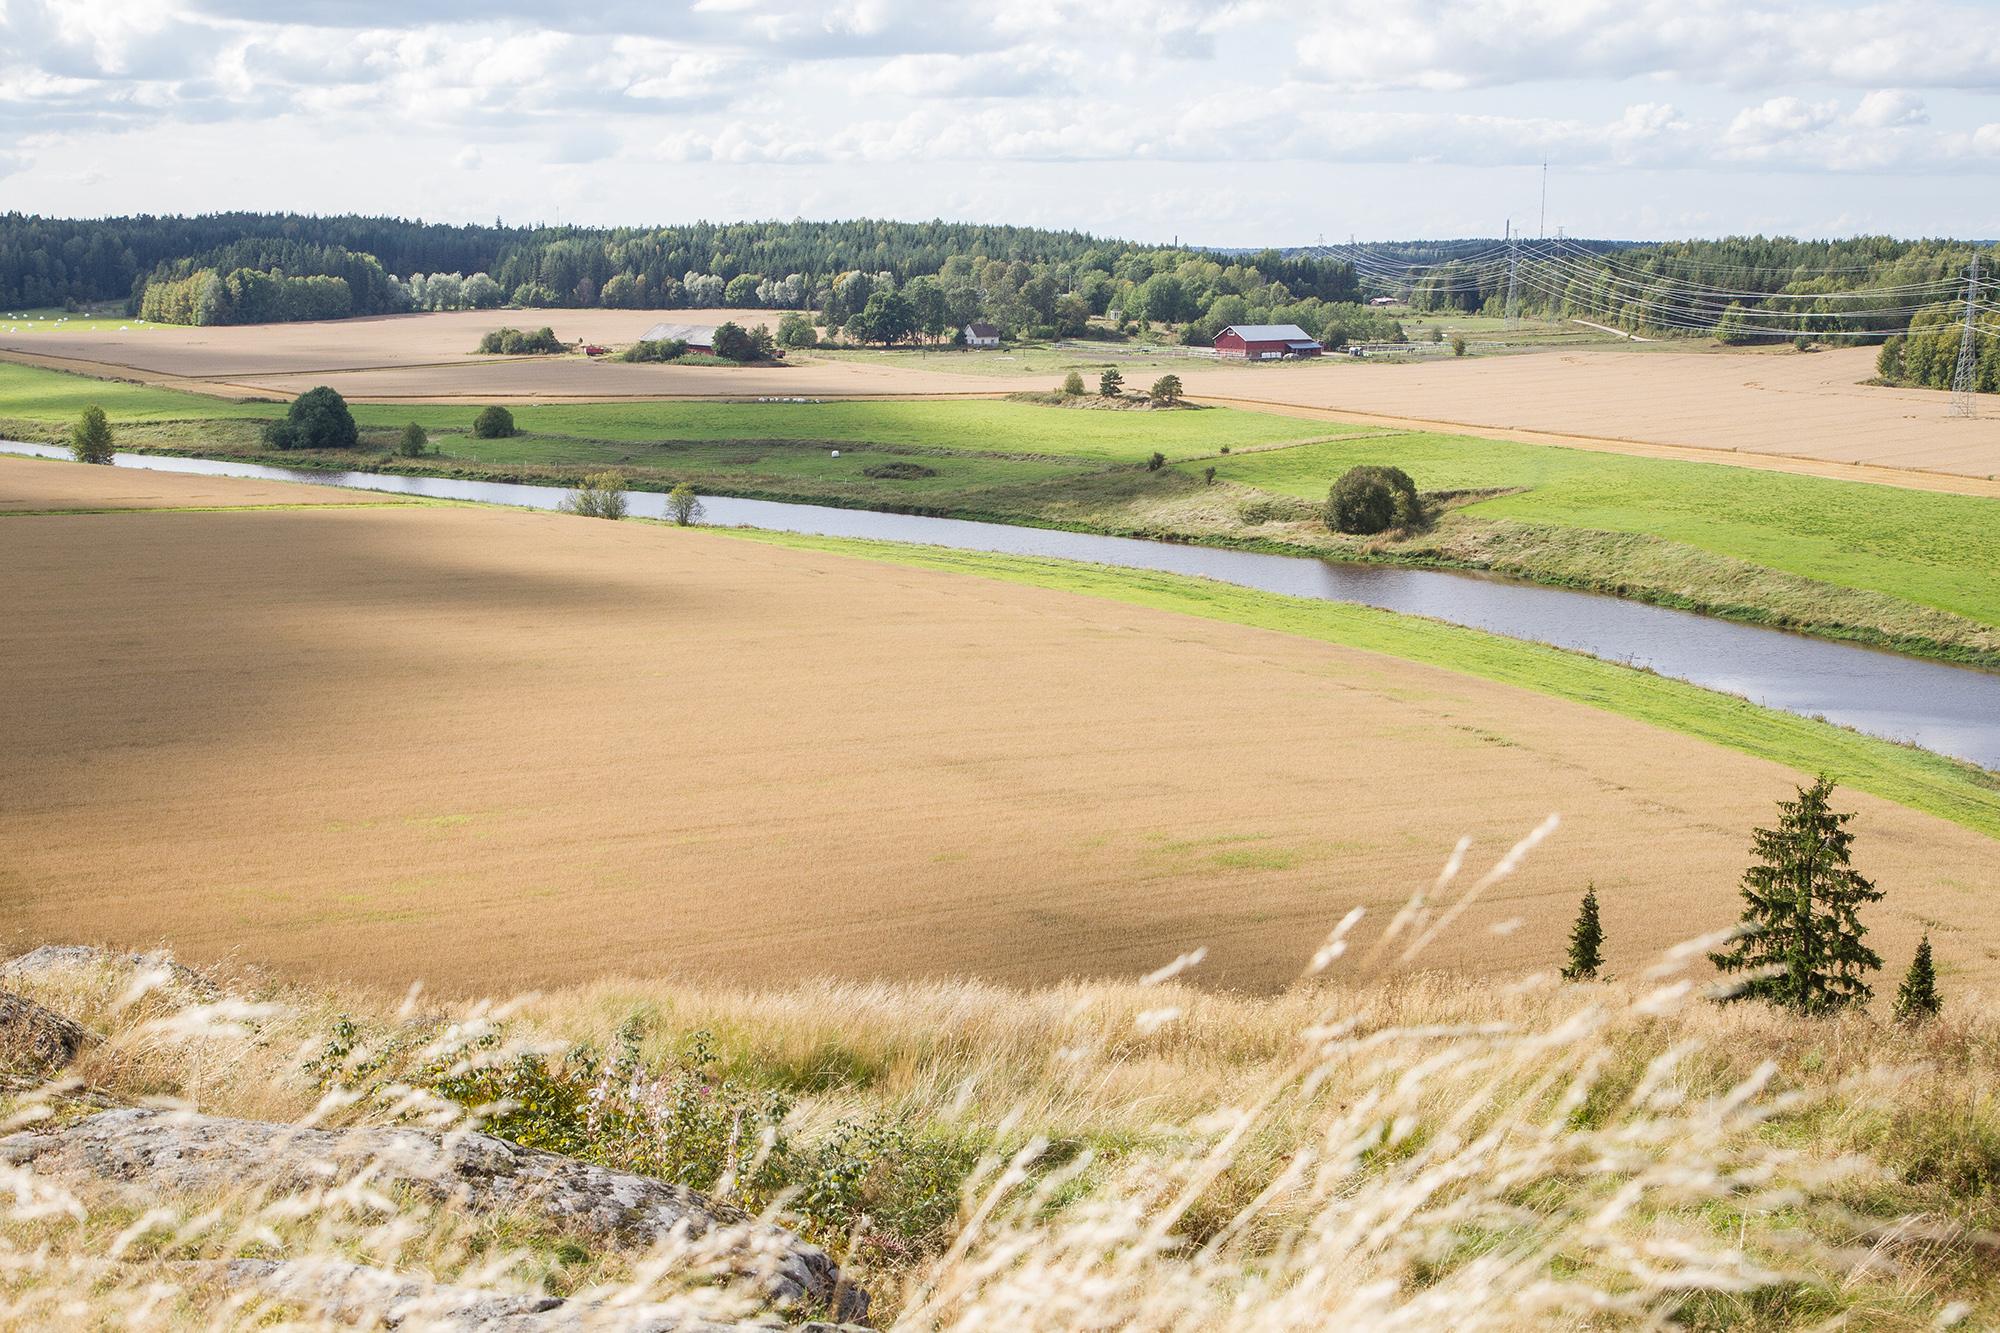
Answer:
[0,1108,866,1321]
[0,989,93,1070]
[0,944,217,997]
[199,1257,871,1330]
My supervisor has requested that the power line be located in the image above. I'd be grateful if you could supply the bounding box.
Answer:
[1951,255,1981,420]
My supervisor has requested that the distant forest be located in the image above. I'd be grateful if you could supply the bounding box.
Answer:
[1378,235,1993,344]
[0,215,1990,373]
[0,212,1368,344]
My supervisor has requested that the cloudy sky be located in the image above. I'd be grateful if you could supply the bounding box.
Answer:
[4,0,1997,245]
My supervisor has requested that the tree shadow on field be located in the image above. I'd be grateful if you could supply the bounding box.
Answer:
[0,505,723,795]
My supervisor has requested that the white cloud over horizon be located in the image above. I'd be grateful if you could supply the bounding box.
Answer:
[1,0,1995,243]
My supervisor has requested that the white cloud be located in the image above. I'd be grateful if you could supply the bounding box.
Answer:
[2,0,1997,239]
[1726,96,1840,147]
[1851,89,1928,129]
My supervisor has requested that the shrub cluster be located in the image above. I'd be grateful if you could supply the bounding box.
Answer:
[620,338,689,363]
[1325,464,1422,535]
[472,405,517,439]
[402,1023,975,1266]
[561,471,628,519]
[261,385,359,451]
[475,326,564,355]
[863,461,939,480]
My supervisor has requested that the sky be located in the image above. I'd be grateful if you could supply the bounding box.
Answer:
[3,0,1998,246]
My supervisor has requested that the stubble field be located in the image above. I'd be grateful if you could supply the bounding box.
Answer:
[3,455,1994,997]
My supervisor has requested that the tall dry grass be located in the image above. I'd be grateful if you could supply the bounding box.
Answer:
[3,867,1997,1328]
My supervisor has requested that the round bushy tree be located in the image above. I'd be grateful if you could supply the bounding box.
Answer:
[1325,465,1421,535]
[473,406,517,439]
[281,386,358,450]
[399,422,429,456]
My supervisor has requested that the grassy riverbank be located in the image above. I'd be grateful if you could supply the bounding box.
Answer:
[725,527,2000,839]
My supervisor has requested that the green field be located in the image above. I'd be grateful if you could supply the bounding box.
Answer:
[0,361,275,422]
[0,309,167,335]
[0,361,1331,462]
[730,528,2000,837]
[1198,433,2000,629]
[390,398,1334,462]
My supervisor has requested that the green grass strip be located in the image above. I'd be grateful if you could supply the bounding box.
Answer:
[721,527,2000,839]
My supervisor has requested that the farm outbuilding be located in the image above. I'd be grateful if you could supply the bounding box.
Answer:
[1213,324,1322,360]
[962,322,1001,348]
[639,321,718,353]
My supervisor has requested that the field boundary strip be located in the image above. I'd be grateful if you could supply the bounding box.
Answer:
[715,525,2000,840]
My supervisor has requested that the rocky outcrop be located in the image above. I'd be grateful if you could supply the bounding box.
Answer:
[1,944,217,997]
[197,1257,870,1331]
[0,989,93,1070]
[1,1108,867,1322]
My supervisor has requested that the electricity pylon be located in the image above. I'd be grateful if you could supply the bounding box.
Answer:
[1949,255,1979,420]
[1504,220,1520,327]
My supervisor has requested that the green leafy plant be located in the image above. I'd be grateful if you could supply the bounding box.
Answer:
[69,405,114,464]
[1325,464,1421,535]
[264,386,358,451]
[561,471,628,520]
[473,405,517,439]
[398,422,428,457]
[667,483,703,526]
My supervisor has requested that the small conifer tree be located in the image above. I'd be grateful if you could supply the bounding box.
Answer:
[1893,934,1940,1024]
[1561,885,1604,981]
[1710,776,1883,1014]
[1099,368,1124,398]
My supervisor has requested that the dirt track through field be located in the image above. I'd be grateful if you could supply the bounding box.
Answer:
[2,457,1992,996]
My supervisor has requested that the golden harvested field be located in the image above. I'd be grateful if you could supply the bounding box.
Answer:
[0,308,787,380]
[2,456,1994,996]
[0,307,1003,403]
[1175,345,2000,480]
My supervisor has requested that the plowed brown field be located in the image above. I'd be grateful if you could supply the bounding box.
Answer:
[2,457,1991,996]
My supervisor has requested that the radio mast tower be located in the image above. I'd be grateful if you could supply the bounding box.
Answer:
[1504,219,1521,326]
[1949,255,1980,420]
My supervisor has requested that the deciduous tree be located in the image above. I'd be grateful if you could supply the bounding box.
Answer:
[69,405,114,465]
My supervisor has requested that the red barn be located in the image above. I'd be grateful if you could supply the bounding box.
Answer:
[1213,323,1322,360]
